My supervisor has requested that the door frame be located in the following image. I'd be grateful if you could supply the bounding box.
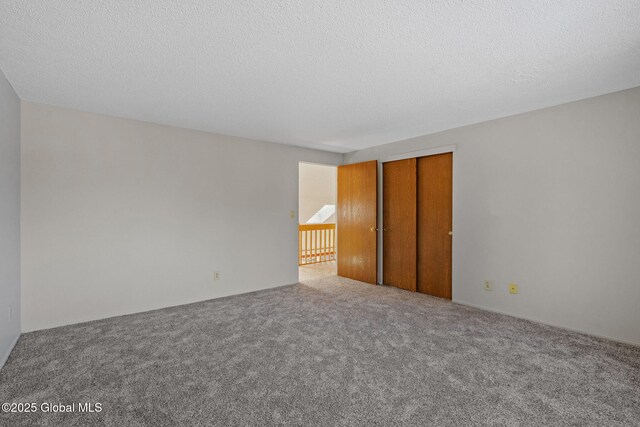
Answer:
[378,144,456,284]
[297,161,339,277]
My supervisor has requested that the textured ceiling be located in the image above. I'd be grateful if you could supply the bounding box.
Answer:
[1,1,640,153]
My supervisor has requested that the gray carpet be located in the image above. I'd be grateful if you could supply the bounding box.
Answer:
[1,276,639,426]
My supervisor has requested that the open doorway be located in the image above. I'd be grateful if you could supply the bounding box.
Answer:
[298,162,337,282]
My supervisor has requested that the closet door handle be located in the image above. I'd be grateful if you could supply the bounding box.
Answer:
[370,226,378,232]
[448,231,453,236]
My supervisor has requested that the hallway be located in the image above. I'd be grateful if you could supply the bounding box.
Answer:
[299,261,336,283]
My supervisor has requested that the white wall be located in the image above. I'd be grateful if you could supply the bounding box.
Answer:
[0,69,21,367]
[21,102,342,332]
[346,87,640,345]
[299,163,336,223]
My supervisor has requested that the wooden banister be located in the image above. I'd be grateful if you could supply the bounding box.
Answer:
[298,224,336,265]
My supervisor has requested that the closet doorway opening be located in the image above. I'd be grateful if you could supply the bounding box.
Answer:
[298,162,337,283]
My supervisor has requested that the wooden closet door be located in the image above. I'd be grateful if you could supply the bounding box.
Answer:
[383,159,417,291]
[417,153,453,299]
[337,161,378,284]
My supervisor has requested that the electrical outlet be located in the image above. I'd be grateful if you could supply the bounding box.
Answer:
[483,280,493,291]
[509,283,519,294]
[213,271,221,281]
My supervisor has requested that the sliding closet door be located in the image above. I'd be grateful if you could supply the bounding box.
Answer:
[337,161,378,284]
[417,153,453,299]
[382,159,417,291]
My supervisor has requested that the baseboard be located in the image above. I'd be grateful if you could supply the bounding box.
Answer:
[23,282,301,333]
[454,300,639,347]
[0,333,20,370]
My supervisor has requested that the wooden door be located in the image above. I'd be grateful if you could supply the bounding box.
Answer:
[383,159,417,291]
[417,153,453,299]
[337,161,378,284]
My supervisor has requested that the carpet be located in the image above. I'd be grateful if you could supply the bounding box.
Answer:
[1,275,639,426]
